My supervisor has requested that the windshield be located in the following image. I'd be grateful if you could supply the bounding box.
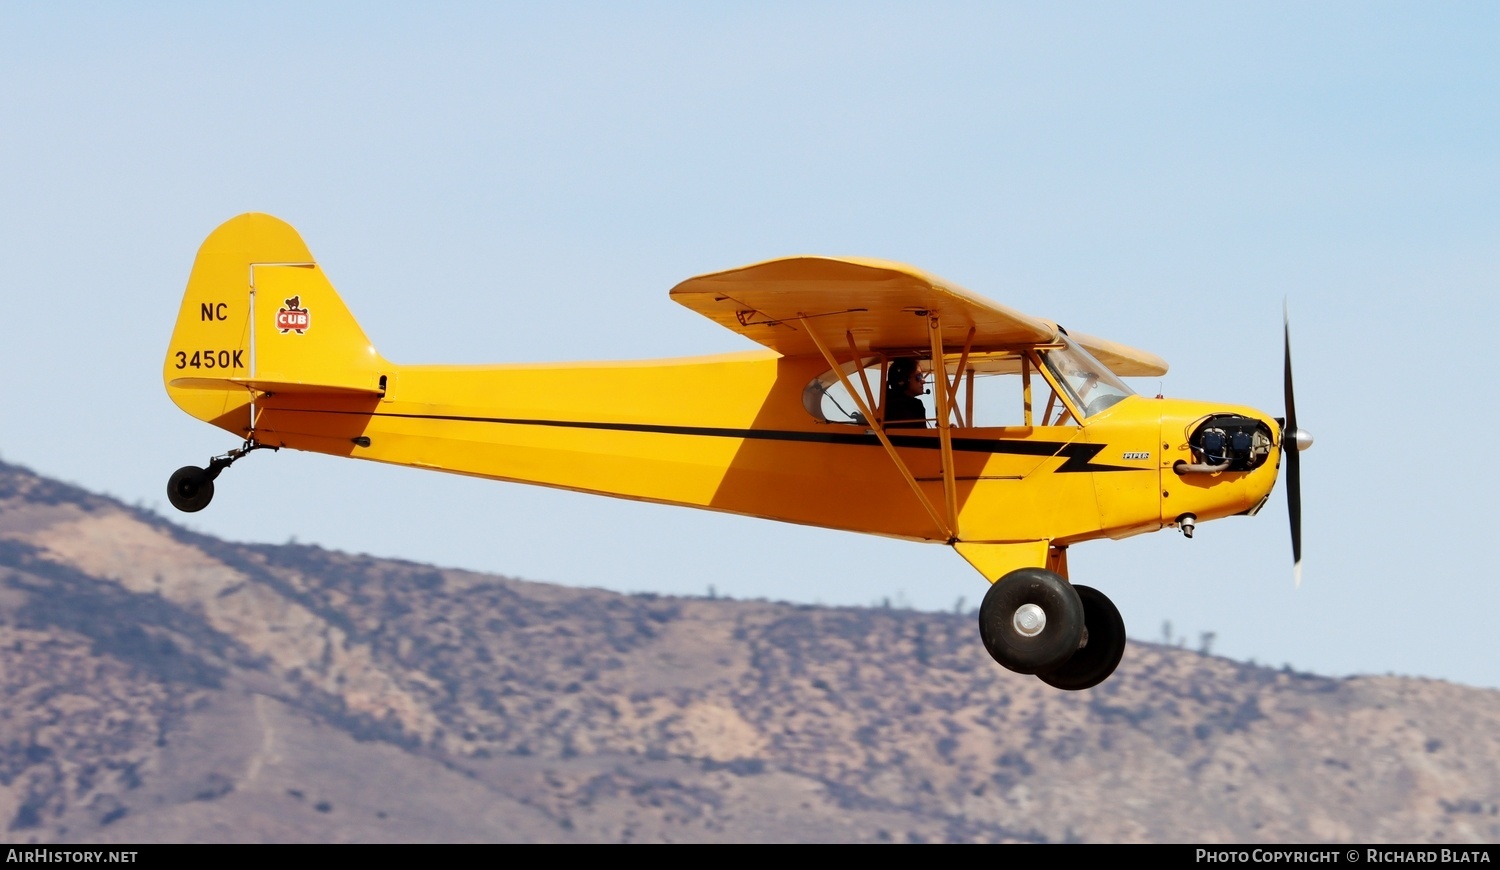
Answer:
[1040,336,1134,419]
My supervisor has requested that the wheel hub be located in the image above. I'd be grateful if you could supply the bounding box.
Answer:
[1012,603,1046,637]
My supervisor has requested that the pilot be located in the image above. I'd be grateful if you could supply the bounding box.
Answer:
[883,358,928,428]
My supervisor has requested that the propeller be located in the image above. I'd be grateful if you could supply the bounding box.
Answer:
[1282,304,1312,586]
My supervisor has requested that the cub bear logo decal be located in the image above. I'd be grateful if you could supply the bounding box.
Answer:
[276,296,310,334]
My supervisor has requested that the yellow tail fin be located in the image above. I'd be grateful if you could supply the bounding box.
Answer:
[164,213,386,436]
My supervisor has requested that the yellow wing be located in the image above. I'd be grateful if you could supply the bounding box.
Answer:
[1063,329,1169,378]
[669,256,1167,376]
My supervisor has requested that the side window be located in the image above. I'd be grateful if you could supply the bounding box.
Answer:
[1034,376,1079,426]
[942,353,1076,428]
[804,353,1083,428]
[958,362,1028,427]
[803,358,884,424]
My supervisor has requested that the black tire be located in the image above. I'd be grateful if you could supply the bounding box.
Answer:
[167,466,214,513]
[1037,585,1126,691]
[978,568,1084,675]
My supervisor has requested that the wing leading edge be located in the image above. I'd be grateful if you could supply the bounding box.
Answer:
[670,256,1166,377]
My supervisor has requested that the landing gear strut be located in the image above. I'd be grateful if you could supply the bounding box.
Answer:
[978,569,1127,690]
[166,440,277,513]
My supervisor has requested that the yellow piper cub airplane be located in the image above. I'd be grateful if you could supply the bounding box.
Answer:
[163,213,1312,691]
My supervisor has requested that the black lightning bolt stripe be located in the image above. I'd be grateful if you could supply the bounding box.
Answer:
[311,409,1145,474]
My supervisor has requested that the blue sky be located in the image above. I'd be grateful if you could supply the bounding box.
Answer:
[3,3,1497,688]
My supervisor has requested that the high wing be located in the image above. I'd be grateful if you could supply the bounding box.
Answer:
[1061,329,1169,378]
[669,256,1167,376]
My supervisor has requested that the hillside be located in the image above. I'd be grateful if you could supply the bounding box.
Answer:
[0,459,1496,843]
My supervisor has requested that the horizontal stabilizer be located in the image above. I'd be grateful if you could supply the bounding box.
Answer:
[167,376,384,397]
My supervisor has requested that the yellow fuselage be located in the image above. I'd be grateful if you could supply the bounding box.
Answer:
[208,354,1280,555]
[164,213,1282,583]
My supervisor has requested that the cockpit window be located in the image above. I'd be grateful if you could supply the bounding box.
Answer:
[804,339,1134,428]
[1039,336,1134,419]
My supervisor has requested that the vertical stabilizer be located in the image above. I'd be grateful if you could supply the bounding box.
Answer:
[164,213,385,437]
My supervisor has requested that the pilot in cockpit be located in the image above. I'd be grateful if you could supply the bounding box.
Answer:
[883,358,929,428]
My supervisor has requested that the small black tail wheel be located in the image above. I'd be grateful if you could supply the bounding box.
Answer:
[1037,585,1126,691]
[167,466,215,513]
[978,567,1084,675]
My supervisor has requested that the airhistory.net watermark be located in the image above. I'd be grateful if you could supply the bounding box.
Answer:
[5,852,137,864]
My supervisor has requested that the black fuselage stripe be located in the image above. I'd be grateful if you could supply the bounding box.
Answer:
[294,408,1144,473]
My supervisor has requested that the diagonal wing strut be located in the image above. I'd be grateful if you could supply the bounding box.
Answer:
[798,313,967,543]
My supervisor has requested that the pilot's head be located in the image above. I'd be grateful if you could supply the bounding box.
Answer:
[887,358,924,397]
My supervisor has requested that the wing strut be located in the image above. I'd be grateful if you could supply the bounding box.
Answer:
[928,315,962,537]
[844,331,879,419]
[798,316,955,541]
[942,326,976,428]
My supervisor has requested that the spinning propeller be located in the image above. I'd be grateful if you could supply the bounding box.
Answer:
[1282,306,1313,586]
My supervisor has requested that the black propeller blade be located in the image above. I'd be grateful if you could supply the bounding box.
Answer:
[1284,307,1303,585]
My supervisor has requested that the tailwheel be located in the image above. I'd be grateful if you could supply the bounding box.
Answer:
[1037,585,1126,691]
[167,465,215,513]
[978,567,1084,675]
[165,440,278,513]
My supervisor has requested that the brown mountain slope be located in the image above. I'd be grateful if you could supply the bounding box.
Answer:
[0,458,1496,843]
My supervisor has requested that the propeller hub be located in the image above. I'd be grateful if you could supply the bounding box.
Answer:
[1292,428,1314,452]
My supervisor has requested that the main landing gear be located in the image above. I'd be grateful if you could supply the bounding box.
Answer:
[166,441,278,513]
[978,568,1126,691]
